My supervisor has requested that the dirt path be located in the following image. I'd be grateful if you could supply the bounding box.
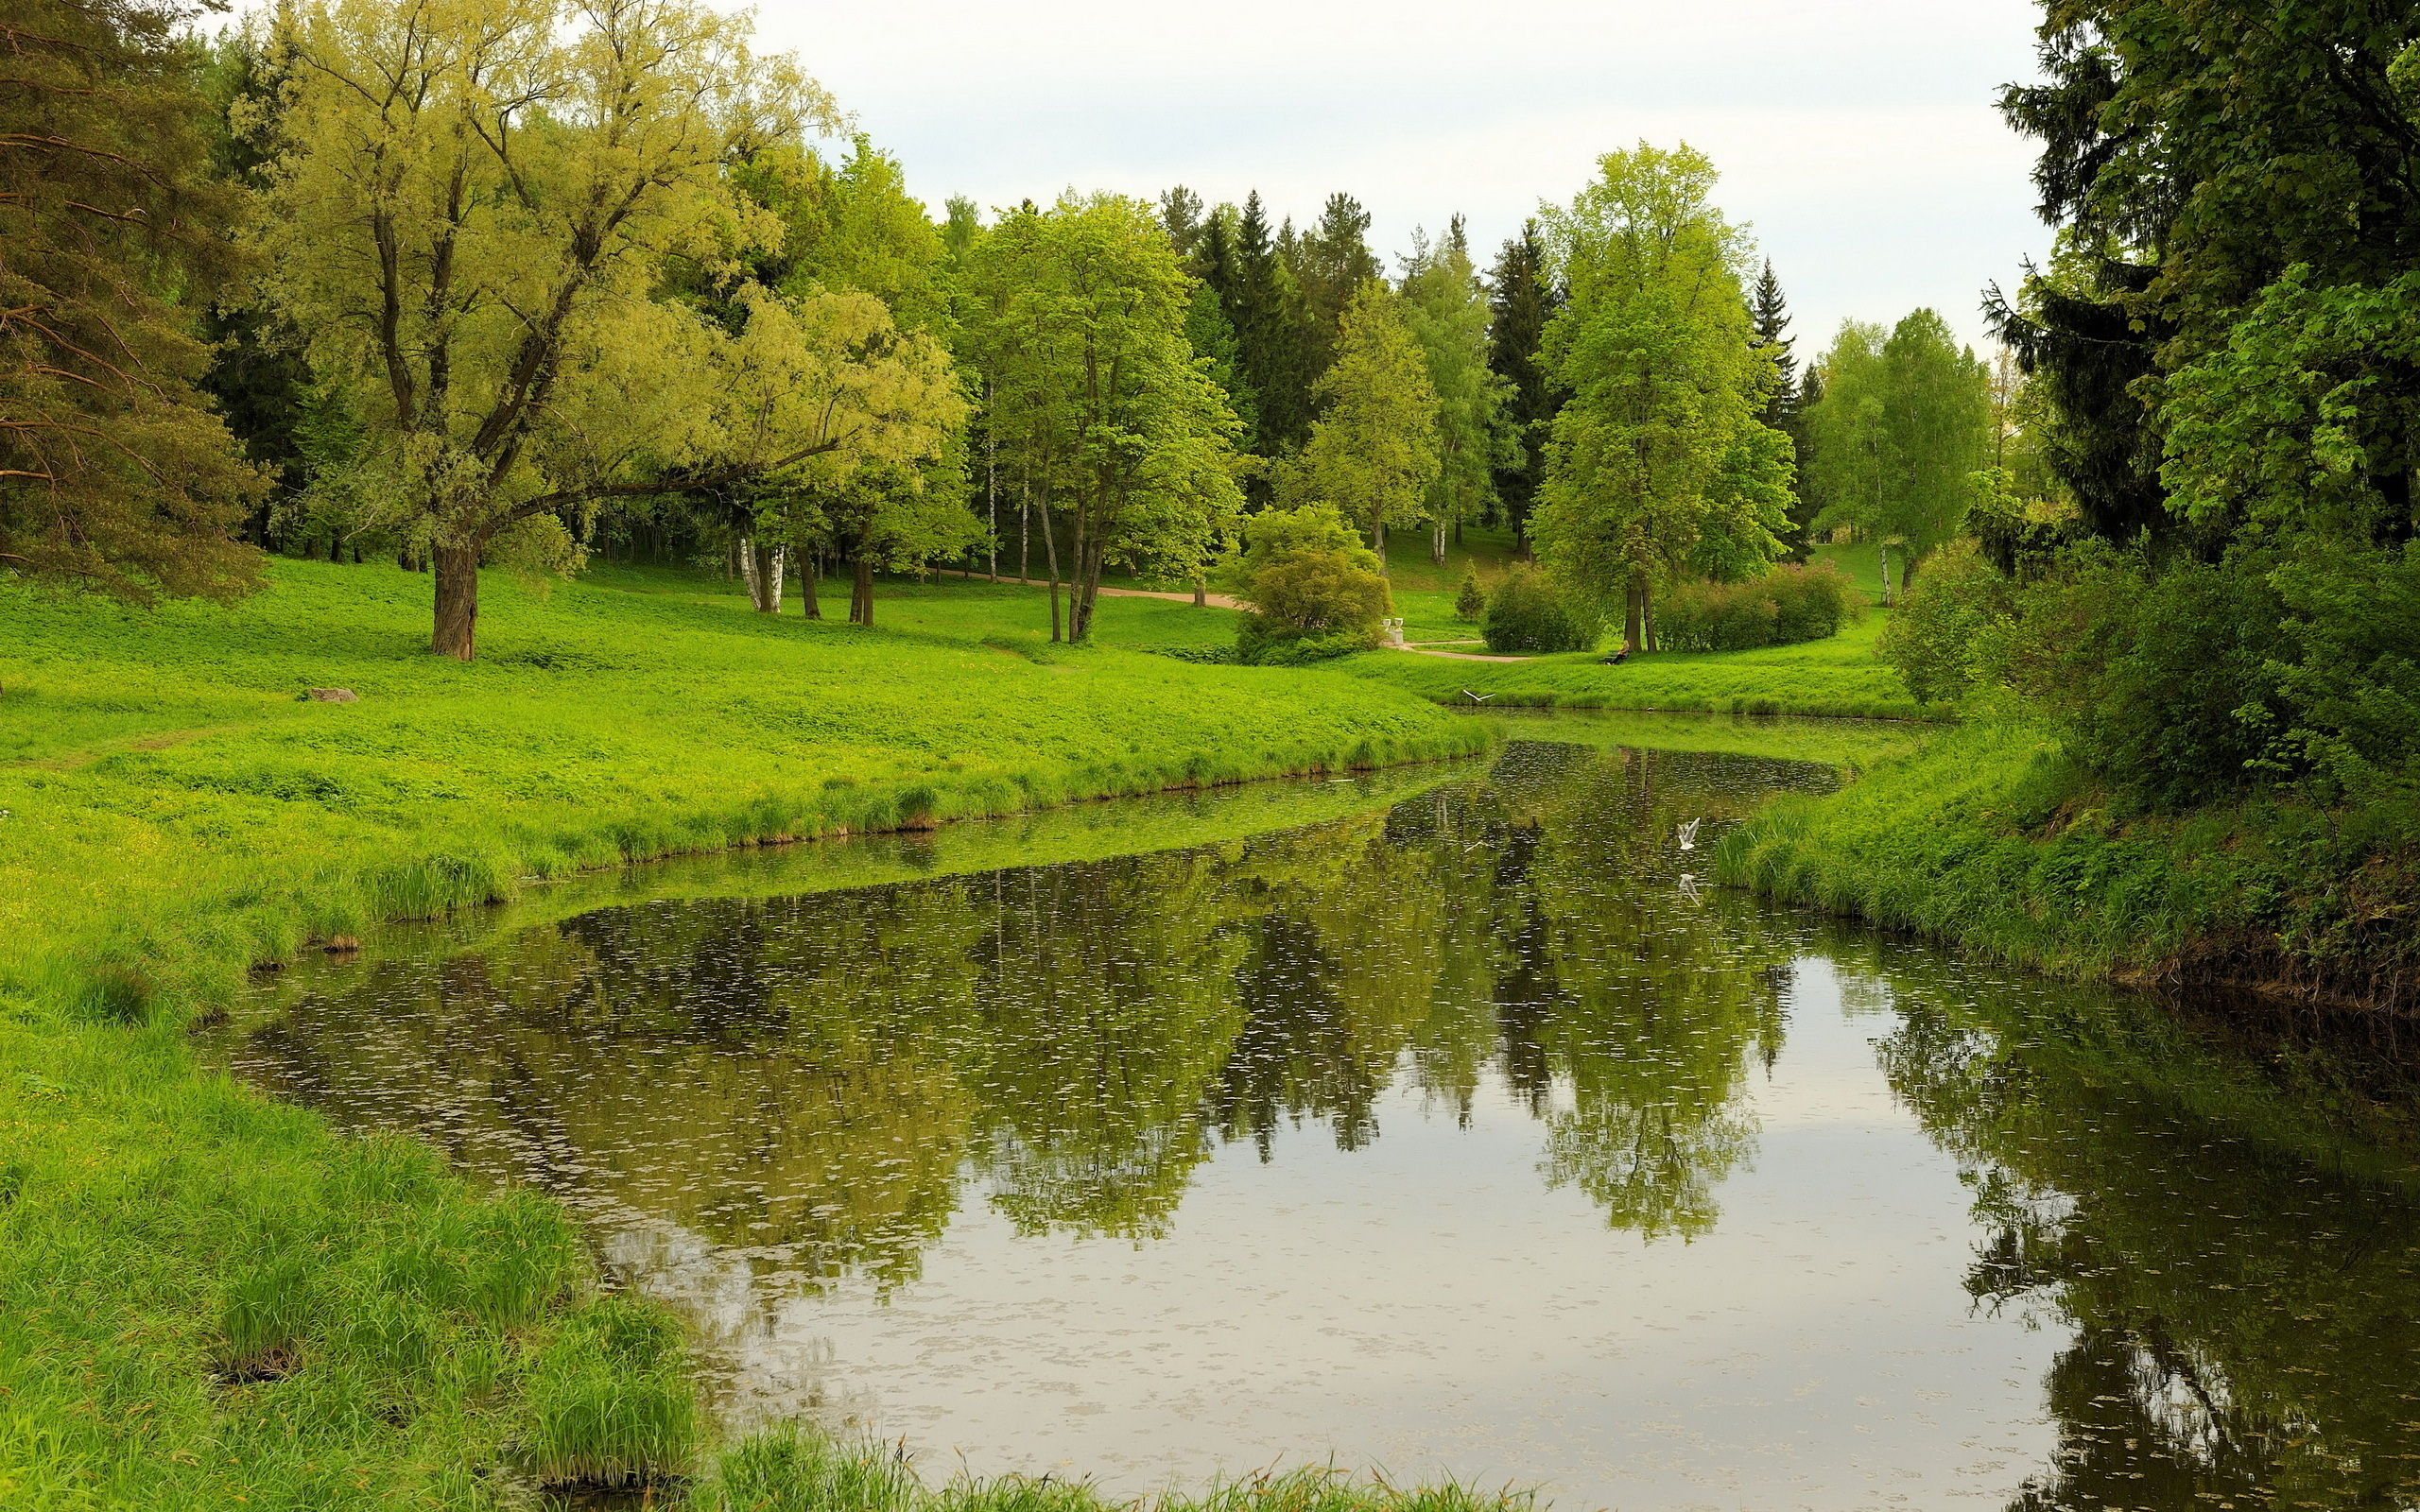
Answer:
[1387,644,1530,662]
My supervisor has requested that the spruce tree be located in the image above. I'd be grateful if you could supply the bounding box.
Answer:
[1230,193,1309,455]
[1749,260,1816,559]
[1486,221,1560,553]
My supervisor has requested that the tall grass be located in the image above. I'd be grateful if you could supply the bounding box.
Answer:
[689,1426,1539,1512]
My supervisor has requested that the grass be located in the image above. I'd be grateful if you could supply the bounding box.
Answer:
[0,555,1495,1509]
[1714,717,2420,1005]
[1329,612,1940,721]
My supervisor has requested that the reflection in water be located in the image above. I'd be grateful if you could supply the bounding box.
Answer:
[224,741,2420,1511]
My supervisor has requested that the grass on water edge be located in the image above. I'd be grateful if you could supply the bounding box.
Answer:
[0,556,1502,1509]
[1714,717,2420,1005]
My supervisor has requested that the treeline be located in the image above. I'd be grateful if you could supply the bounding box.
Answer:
[5,0,2034,669]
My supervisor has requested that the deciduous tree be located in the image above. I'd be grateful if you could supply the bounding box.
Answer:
[1277,281,1439,574]
[1533,143,1790,651]
[1400,218,1510,565]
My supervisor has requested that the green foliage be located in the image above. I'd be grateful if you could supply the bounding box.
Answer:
[1280,281,1441,555]
[1453,569,1486,621]
[1655,562,1863,653]
[1533,143,1791,635]
[1,0,266,603]
[1484,222,1560,547]
[1398,220,1512,558]
[1717,718,2420,1001]
[1224,504,1391,660]
[1873,541,2011,703]
[1804,309,1993,599]
[1482,565,1599,654]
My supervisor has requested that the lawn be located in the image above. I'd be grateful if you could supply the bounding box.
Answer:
[1330,611,1938,721]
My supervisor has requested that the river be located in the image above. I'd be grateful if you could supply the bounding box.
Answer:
[216,731,2420,1511]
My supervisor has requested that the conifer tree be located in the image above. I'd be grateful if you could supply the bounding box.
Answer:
[1294,193,1383,396]
[1486,221,1561,553]
[2,0,266,607]
[1750,260,1816,558]
[1229,193,1309,455]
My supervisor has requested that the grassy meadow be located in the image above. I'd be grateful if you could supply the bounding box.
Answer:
[0,548,1927,1508]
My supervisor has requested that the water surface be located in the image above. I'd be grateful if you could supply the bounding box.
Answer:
[224,737,2420,1511]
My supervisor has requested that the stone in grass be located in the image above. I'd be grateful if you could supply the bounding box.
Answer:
[302,687,359,702]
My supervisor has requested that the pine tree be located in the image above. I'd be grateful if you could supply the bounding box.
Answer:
[3,0,266,606]
[1486,221,1560,553]
[1294,193,1383,395]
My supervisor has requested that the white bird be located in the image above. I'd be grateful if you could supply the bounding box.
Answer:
[1461,689,1495,703]
[1676,817,1702,850]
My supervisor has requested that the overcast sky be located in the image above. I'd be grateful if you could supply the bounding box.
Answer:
[752,0,2053,357]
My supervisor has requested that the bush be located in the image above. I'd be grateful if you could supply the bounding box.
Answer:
[1876,541,2012,703]
[1656,563,1864,652]
[1222,504,1392,664]
[1453,570,1486,621]
[1482,565,1599,654]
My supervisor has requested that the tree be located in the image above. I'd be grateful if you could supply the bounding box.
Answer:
[255,0,960,661]
[718,134,972,618]
[1750,260,1818,559]
[1292,193,1383,395]
[1805,309,1992,604]
[1277,281,1440,573]
[1399,218,1512,565]
[1532,143,1792,651]
[1224,192,1310,455]
[964,193,1246,643]
[1,0,265,608]
[1486,221,1560,554]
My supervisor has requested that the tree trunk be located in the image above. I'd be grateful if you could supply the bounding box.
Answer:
[1643,583,1659,653]
[799,557,820,620]
[1374,518,1388,576]
[852,555,875,627]
[1041,498,1063,643]
[433,544,480,661]
[1019,486,1031,588]
[1623,580,1643,655]
[739,538,784,612]
[1432,518,1446,566]
[1192,576,1206,608]
[1879,546,1894,609]
[985,384,1000,582]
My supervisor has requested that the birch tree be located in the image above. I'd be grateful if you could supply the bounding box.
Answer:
[964,194,1244,643]
[1279,280,1439,574]
[1399,220,1511,565]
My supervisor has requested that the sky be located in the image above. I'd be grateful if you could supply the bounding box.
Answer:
[752,0,2055,358]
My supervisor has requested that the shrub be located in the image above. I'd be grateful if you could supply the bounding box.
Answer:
[1482,565,1599,654]
[1876,541,2012,703]
[1656,563,1864,652]
[1453,570,1486,621]
[1223,504,1392,663]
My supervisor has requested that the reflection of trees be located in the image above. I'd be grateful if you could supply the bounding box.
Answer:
[1876,979,2420,1510]
[238,739,1832,1304]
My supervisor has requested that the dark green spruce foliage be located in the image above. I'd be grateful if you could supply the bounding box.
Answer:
[1291,192,1384,395]
[1654,562,1863,653]
[1454,569,1486,621]
[1482,565,1598,654]
[1485,222,1559,549]
[1749,262,1816,560]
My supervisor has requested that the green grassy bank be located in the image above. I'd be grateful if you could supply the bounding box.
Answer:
[1714,720,2420,1006]
[0,558,1493,1508]
[1329,613,1940,721]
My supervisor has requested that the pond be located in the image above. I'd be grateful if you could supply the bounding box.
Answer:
[217,733,2420,1511]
